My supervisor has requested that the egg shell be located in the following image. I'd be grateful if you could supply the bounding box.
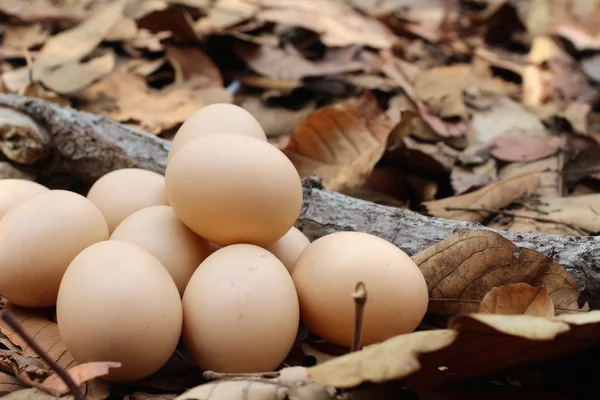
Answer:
[166,134,303,247]
[264,226,310,273]
[86,168,169,233]
[57,240,183,382]
[168,103,267,162]
[110,205,212,296]
[0,190,109,308]
[182,244,299,373]
[0,179,49,220]
[291,232,429,348]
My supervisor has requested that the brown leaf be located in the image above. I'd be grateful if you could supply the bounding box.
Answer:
[423,171,541,222]
[283,92,395,192]
[413,65,470,121]
[254,0,395,48]
[79,69,232,134]
[490,135,562,162]
[195,0,259,31]
[411,230,587,315]
[1,23,49,49]
[41,361,121,397]
[138,7,200,42]
[0,107,50,164]
[0,371,27,396]
[450,160,497,195]
[165,45,222,85]
[0,304,75,370]
[233,43,365,81]
[38,52,116,94]
[239,96,316,139]
[129,393,177,400]
[18,83,70,108]
[1,387,65,399]
[499,156,563,197]
[32,0,126,70]
[0,0,86,24]
[308,311,600,389]
[480,283,555,317]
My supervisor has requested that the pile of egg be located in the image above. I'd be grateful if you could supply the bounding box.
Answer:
[0,104,429,382]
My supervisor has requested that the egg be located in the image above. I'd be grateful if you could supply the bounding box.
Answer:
[0,190,109,308]
[292,232,428,348]
[86,168,169,233]
[56,240,182,382]
[166,134,302,247]
[182,244,299,373]
[168,103,267,162]
[0,179,49,220]
[110,206,212,296]
[264,226,310,272]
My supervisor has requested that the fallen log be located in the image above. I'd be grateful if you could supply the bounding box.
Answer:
[0,94,598,307]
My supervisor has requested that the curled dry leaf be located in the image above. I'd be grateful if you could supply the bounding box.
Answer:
[480,283,555,317]
[0,107,50,164]
[309,311,600,390]
[0,304,75,370]
[423,171,541,222]
[411,230,588,315]
[41,361,122,397]
[0,370,27,395]
[283,92,395,193]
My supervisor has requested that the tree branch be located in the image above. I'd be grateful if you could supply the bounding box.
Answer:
[0,93,598,308]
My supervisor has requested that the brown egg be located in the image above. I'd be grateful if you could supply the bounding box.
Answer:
[166,134,302,247]
[0,190,109,308]
[87,168,169,233]
[292,232,428,348]
[182,244,299,373]
[0,179,49,220]
[265,226,310,273]
[168,103,267,162]
[110,206,212,296]
[57,240,182,382]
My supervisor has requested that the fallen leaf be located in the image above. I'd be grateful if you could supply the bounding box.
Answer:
[32,0,126,71]
[411,230,587,315]
[560,101,590,135]
[487,209,585,237]
[406,175,437,202]
[18,82,70,108]
[413,65,469,121]
[165,45,222,85]
[79,69,232,134]
[469,97,549,144]
[138,7,200,42]
[450,159,497,195]
[239,96,316,139]
[129,393,177,400]
[498,156,562,197]
[581,54,600,82]
[0,107,50,164]
[0,0,86,24]
[423,171,541,222]
[38,52,116,94]
[0,371,27,396]
[0,304,75,370]
[254,0,395,49]
[283,92,395,192]
[196,0,259,31]
[1,387,66,399]
[41,361,121,397]
[490,134,562,162]
[309,311,600,389]
[1,23,50,49]
[233,42,365,81]
[519,194,600,233]
[480,283,555,317]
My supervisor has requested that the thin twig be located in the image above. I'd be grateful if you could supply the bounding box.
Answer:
[443,206,589,235]
[350,282,367,352]
[0,311,84,400]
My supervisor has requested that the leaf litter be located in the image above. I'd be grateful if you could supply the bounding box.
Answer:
[3,0,600,399]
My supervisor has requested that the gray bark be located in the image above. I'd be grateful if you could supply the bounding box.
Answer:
[0,94,598,308]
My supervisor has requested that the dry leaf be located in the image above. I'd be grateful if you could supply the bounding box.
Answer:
[253,0,395,48]
[309,311,600,389]
[0,371,27,396]
[490,134,562,162]
[0,0,86,24]
[165,45,222,85]
[32,0,126,70]
[0,304,75,370]
[1,23,49,49]
[0,107,50,164]
[233,43,365,81]
[196,0,259,31]
[283,92,395,192]
[79,69,232,134]
[480,283,555,317]
[423,171,541,222]
[499,156,562,197]
[38,52,116,94]
[413,65,470,121]
[239,97,316,139]
[41,361,121,397]
[129,393,177,400]
[411,230,587,315]
[450,159,497,195]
